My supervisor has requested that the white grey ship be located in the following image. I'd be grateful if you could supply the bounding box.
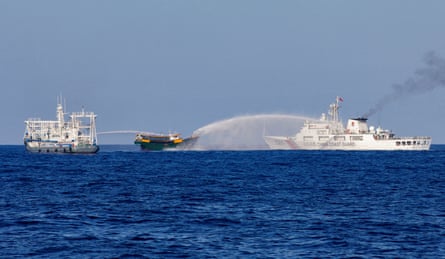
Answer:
[264,97,431,151]
[24,98,99,153]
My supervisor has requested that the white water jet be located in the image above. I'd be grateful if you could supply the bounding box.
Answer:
[192,114,315,150]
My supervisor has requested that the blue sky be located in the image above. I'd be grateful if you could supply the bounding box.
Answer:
[1,1,445,144]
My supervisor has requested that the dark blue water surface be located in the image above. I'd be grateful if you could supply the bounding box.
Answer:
[1,145,444,258]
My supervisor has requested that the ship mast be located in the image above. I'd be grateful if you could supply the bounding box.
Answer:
[56,96,65,138]
[56,96,64,124]
[328,97,342,122]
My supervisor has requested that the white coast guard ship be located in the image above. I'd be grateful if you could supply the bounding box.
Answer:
[263,97,431,151]
[24,98,99,153]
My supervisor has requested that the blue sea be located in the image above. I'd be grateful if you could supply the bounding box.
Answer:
[1,145,444,258]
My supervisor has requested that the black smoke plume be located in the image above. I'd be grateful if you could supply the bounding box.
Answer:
[363,51,445,118]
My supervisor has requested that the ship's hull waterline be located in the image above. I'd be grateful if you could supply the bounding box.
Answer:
[24,141,99,153]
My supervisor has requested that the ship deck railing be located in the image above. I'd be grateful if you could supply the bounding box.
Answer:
[70,112,97,117]
[391,136,431,139]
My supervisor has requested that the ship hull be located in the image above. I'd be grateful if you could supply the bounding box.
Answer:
[135,141,178,151]
[263,136,298,150]
[264,135,431,151]
[25,140,99,153]
[135,136,198,151]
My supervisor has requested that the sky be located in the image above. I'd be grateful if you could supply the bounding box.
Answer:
[1,0,445,144]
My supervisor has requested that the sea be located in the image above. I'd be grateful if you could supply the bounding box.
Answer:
[1,145,444,258]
